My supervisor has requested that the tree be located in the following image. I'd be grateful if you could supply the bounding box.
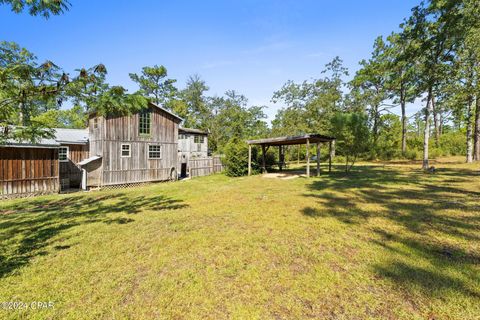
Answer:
[331,112,370,173]
[207,91,268,153]
[385,32,416,155]
[350,37,390,152]
[31,105,87,129]
[177,74,211,129]
[272,57,348,137]
[0,0,70,18]
[129,65,177,107]
[401,3,455,169]
[0,41,68,143]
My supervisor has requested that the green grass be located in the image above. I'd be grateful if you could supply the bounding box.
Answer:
[1,158,479,319]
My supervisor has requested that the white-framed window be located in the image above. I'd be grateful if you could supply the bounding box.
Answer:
[59,146,69,162]
[121,144,131,157]
[93,118,98,129]
[148,145,162,159]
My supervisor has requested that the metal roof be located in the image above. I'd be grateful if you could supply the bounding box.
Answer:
[78,155,102,166]
[1,127,89,148]
[179,127,208,135]
[54,128,89,144]
[247,134,335,146]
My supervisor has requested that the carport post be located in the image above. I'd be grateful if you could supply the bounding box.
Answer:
[248,144,252,176]
[316,143,320,177]
[329,140,333,173]
[306,138,310,178]
[261,144,267,173]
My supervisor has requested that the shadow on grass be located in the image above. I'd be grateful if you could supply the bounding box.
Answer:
[302,165,480,300]
[0,192,188,278]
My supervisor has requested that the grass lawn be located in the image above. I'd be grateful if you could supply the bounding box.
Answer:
[1,158,479,319]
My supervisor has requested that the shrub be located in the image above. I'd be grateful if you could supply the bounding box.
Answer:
[404,149,420,161]
[223,139,250,177]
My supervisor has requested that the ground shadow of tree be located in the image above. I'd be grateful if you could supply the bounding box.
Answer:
[301,165,480,301]
[0,192,188,278]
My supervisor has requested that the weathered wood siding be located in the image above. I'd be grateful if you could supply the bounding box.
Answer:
[87,105,180,187]
[178,133,208,174]
[189,156,224,178]
[0,147,59,198]
[59,143,89,188]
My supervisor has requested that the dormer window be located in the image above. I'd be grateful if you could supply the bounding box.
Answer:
[139,110,151,135]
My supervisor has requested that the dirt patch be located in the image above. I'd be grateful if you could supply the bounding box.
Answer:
[262,172,306,179]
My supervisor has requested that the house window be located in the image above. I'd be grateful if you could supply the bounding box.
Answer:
[121,144,131,157]
[148,145,162,159]
[194,135,204,144]
[93,118,98,129]
[139,110,151,135]
[59,147,69,162]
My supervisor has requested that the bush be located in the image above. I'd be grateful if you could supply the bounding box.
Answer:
[404,149,420,161]
[223,139,250,177]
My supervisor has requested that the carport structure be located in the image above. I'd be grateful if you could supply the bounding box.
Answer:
[246,134,336,178]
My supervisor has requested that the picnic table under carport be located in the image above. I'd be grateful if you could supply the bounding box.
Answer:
[246,134,336,178]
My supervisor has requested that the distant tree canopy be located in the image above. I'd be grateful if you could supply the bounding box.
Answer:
[0,0,70,18]
[2,0,480,172]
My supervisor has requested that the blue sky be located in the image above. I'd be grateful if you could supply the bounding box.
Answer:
[1,0,420,122]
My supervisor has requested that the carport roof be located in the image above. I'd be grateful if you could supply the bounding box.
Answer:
[247,134,335,146]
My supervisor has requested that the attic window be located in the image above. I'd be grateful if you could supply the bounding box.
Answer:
[139,110,151,135]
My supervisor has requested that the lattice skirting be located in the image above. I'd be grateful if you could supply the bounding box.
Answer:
[94,179,175,191]
[1,190,57,200]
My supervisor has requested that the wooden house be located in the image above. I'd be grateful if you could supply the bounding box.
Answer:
[0,128,89,198]
[177,127,209,178]
[81,102,182,188]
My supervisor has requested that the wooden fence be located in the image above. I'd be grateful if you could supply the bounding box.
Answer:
[189,156,224,178]
[1,147,60,198]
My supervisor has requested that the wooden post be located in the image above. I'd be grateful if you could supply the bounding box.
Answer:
[329,140,333,173]
[261,144,267,174]
[306,139,310,177]
[316,143,320,177]
[248,144,252,176]
[279,145,283,171]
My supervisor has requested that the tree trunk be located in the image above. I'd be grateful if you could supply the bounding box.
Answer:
[466,97,474,163]
[422,90,432,170]
[432,96,440,147]
[474,96,480,162]
[401,96,407,155]
[372,105,379,146]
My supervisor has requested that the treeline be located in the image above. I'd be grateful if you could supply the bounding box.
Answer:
[272,0,480,169]
[2,0,479,173]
